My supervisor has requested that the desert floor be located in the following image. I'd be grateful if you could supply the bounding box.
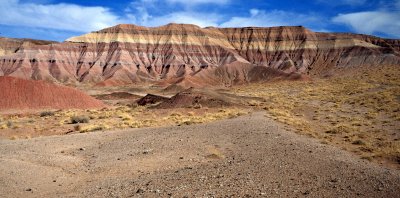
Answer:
[1,112,399,197]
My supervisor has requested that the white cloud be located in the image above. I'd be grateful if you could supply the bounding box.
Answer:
[126,1,324,30]
[220,9,322,28]
[0,0,327,36]
[331,0,400,38]
[126,0,223,27]
[0,0,126,32]
[144,12,222,27]
[332,0,400,38]
[333,11,400,37]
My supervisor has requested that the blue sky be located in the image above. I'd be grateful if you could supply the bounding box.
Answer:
[0,0,399,41]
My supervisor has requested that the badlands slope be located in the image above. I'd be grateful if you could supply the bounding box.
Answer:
[0,24,399,87]
[0,76,105,110]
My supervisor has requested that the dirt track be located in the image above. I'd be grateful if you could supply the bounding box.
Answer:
[0,112,399,197]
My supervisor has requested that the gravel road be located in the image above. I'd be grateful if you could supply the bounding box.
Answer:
[0,112,399,197]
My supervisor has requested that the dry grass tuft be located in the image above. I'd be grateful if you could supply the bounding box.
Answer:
[76,124,110,133]
[70,116,90,124]
[40,111,55,117]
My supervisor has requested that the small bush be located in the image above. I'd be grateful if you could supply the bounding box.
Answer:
[352,140,365,145]
[248,100,261,106]
[361,155,373,161]
[170,112,182,117]
[178,120,196,126]
[74,124,108,133]
[9,136,18,140]
[40,111,55,117]
[325,125,355,135]
[127,103,139,108]
[79,124,108,133]
[0,123,7,129]
[74,125,81,131]
[70,116,90,124]
[118,113,132,121]
[6,121,13,128]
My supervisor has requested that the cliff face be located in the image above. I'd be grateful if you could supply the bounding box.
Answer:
[220,27,399,73]
[0,24,399,87]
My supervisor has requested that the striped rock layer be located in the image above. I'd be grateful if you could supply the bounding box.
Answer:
[0,23,399,87]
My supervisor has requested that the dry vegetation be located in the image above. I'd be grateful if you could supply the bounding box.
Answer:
[0,65,398,168]
[0,105,248,139]
[232,66,400,167]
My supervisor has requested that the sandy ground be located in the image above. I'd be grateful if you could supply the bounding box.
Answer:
[0,112,399,197]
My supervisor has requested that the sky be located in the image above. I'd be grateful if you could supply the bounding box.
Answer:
[0,0,399,41]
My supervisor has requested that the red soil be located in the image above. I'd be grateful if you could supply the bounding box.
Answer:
[0,76,105,110]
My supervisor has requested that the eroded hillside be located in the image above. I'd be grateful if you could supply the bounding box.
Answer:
[0,24,399,88]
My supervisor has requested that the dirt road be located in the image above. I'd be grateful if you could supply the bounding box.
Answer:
[0,112,399,197]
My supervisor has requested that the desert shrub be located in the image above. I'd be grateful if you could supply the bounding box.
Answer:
[118,113,132,121]
[70,116,90,124]
[6,121,13,128]
[9,136,18,140]
[127,102,139,108]
[325,125,353,134]
[352,140,365,145]
[3,121,19,130]
[360,155,373,161]
[40,111,55,117]
[80,124,108,133]
[74,124,108,133]
[247,100,261,106]
[0,123,7,129]
[74,125,81,131]
[178,120,196,126]
[170,112,182,117]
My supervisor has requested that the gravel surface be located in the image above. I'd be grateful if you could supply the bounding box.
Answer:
[0,112,399,197]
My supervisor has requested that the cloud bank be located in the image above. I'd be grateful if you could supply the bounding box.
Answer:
[0,0,126,32]
[332,0,400,37]
[0,0,398,41]
[220,9,321,28]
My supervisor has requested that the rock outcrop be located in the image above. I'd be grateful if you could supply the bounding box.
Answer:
[0,24,399,87]
[0,76,105,110]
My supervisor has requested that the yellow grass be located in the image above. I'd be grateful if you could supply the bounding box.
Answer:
[232,65,400,166]
[0,103,249,140]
